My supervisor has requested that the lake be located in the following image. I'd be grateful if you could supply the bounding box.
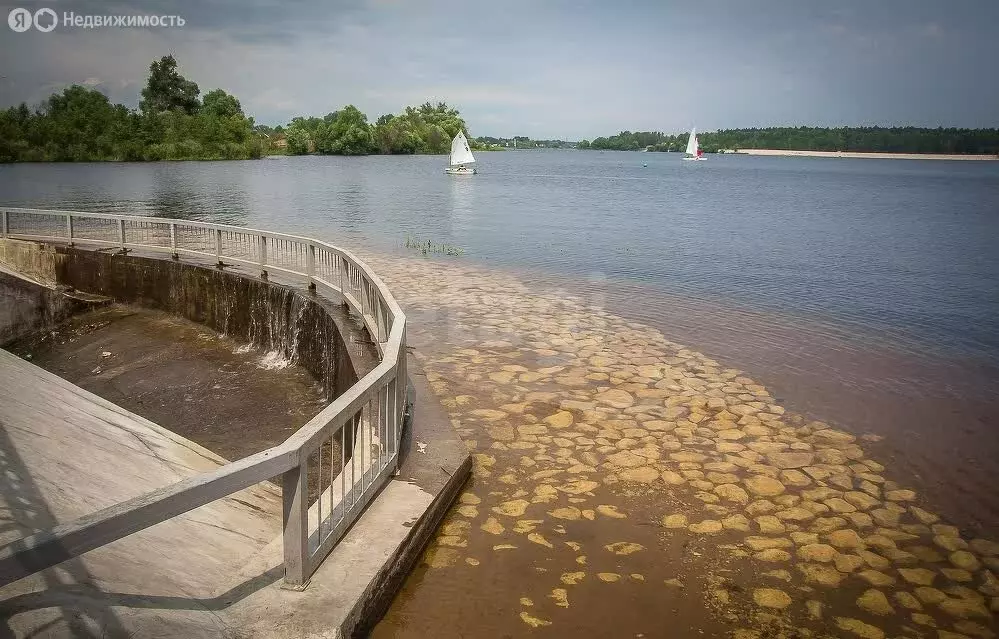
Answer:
[3,151,998,366]
[3,150,999,532]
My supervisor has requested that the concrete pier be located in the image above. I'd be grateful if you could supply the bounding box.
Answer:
[0,226,471,638]
[0,346,469,638]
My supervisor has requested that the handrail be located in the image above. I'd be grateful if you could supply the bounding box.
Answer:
[0,207,407,588]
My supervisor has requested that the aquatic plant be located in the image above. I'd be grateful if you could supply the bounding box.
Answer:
[404,234,465,257]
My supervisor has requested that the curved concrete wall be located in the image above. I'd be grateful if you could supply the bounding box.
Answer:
[0,270,103,346]
[0,239,378,403]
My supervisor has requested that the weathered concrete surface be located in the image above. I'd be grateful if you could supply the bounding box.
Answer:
[0,347,470,638]
[224,350,471,638]
[0,346,284,638]
[350,351,473,638]
[0,265,107,346]
[6,304,328,462]
[0,240,60,287]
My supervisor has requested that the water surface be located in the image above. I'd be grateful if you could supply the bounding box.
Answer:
[3,152,997,365]
[3,151,998,531]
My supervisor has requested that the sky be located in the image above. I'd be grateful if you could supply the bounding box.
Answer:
[0,0,997,139]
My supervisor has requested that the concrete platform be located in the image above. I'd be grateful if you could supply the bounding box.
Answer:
[0,347,469,638]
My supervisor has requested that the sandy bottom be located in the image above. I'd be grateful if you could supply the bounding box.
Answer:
[365,253,999,639]
[519,272,999,539]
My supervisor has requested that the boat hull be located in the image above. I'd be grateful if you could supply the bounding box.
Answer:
[682,156,707,162]
[445,166,477,175]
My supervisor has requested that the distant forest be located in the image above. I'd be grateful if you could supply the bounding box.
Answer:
[0,55,492,162]
[578,127,999,155]
[0,56,264,162]
[5,61,997,163]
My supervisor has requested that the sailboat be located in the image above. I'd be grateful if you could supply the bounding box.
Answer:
[445,130,477,175]
[682,127,706,161]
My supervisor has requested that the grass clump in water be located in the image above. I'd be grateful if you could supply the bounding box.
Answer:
[404,234,465,257]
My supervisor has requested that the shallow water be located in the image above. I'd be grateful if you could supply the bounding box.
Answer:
[362,254,998,638]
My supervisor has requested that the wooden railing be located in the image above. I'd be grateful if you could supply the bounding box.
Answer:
[0,207,407,588]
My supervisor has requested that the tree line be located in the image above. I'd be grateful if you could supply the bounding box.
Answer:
[578,131,667,151]
[578,127,999,155]
[278,101,476,156]
[6,61,996,163]
[0,56,263,162]
[475,136,575,149]
[0,54,487,162]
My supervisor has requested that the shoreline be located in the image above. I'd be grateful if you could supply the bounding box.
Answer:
[731,148,999,161]
[366,250,999,637]
[379,248,999,535]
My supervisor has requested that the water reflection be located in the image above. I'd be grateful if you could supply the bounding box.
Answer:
[447,175,476,235]
[336,181,369,235]
[146,163,251,226]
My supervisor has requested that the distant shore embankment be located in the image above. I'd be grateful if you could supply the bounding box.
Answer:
[732,149,999,161]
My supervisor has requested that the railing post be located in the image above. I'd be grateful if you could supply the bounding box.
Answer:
[358,275,378,318]
[215,229,223,268]
[376,298,385,342]
[1,210,7,238]
[65,214,74,246]
[282,460,309,589]
[396,331,407,472]
[259,235,268,279]
[307,244,316,291]
[338,256,345,304]
[170,223,178,259]
[118,219,126,251]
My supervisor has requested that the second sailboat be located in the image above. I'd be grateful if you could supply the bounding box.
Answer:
[682,127,706,161]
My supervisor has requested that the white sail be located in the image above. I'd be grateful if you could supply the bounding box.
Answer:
[449,131,476,166]
[684,127,698,156]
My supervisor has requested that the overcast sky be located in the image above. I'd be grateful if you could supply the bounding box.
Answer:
[1,0,996,139]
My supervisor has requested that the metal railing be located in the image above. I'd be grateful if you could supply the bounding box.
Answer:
[0,207,407,588]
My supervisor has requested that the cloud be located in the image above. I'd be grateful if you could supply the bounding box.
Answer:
[0,0,996,136]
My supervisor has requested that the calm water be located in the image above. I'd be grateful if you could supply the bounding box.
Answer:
[2,151,997,367]
[3,151,999,530]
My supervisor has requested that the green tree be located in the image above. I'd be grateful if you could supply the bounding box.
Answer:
[373,116,420,154]
[201,89,243,119]
[140,55,201,115]
[285,127,312,154]
[312,105,373,155]
[357,101,473,155]
[0,56,266,162]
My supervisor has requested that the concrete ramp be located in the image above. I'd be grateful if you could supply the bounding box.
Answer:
[0,347,283,637]
[0,348,470,638]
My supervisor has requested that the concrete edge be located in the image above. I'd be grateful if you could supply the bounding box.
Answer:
[344,356,472,638]
[347,455,471,639]
[225,357,470,639]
